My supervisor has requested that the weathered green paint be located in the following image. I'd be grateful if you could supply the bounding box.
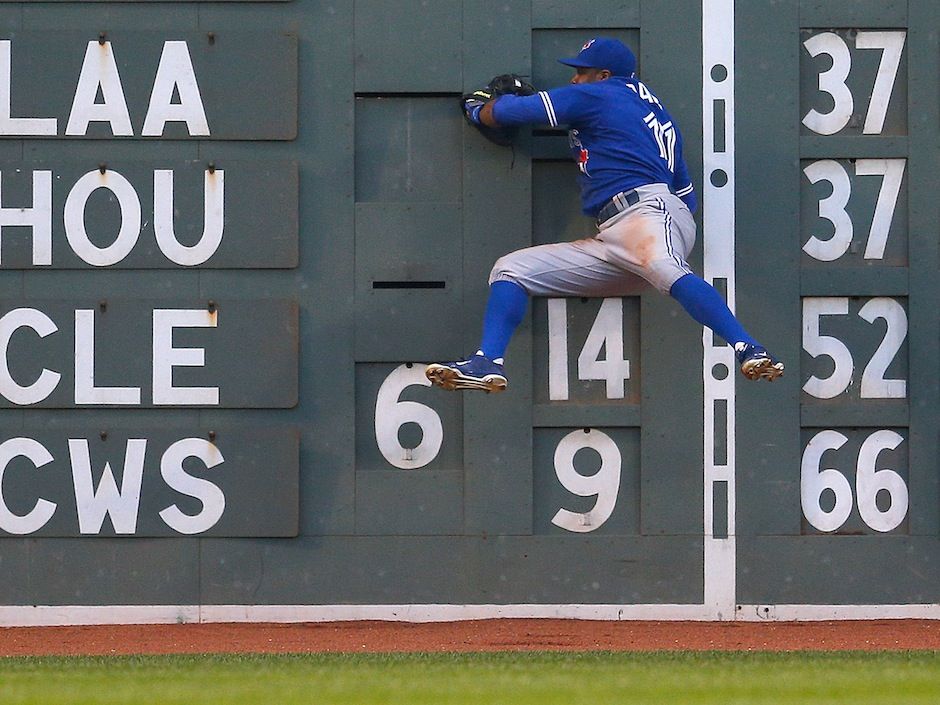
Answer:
[0,0,935,611]
[735,0,939,603]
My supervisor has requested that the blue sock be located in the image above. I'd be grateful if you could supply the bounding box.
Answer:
[479,281,528,361]
[669,273,758,348]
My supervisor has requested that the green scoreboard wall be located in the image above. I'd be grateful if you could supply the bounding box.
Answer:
[0,0,936,624]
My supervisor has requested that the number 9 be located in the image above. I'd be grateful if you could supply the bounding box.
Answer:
[551,429,621,533]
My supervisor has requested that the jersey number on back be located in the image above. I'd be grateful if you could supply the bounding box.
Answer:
[643,112,676,172]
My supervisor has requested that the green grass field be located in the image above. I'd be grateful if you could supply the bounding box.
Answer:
[1,651,938,705]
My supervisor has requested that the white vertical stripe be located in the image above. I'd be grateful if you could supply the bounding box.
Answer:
[656,197,685,272]
[538,91,557,126]
[703,0,736,620]
[547,299,569,400]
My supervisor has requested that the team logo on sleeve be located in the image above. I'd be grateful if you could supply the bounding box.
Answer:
[569,129,590,176]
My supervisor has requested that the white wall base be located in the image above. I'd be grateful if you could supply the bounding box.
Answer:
[1,603,939,627]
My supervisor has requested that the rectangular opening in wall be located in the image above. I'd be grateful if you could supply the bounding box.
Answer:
[372,281,446,289]
[713,398,728,466]
[713,98,726,153]
[712,480,728,538]
[710,278,728,347]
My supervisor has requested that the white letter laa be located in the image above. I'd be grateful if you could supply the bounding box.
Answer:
[0,40,57,136]
[66,41,133,136]
[142,41,209,136]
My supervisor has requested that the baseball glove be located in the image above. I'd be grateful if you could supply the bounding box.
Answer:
[461,74,536,146]
[487,73,536,98]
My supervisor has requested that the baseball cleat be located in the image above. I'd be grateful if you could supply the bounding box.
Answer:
[425,354,508,393]
[735,342,785,381]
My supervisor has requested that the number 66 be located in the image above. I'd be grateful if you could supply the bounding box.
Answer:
[801,429,908,533]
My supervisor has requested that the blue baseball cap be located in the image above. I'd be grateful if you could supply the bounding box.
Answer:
[558,37,636,77]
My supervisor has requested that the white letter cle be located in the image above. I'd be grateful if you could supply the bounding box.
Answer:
[152,309,219,405]
[74,309,141,405]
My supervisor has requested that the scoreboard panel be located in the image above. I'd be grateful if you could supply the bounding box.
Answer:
[0,0,937,622]
[736,0,940,608]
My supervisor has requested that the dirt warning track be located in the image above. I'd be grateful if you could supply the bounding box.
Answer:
[2,619,940,656]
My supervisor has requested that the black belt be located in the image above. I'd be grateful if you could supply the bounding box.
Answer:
[596,190,640,225]
[595,185,677,226]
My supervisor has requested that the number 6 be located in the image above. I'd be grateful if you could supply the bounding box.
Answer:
[801,430,854,532]
[856,430,908,532]
[374,364,442,469]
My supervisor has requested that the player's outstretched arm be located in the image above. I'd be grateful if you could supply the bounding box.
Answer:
[461,94,501,127]
[460,74,537,146]
[480,101,499,127]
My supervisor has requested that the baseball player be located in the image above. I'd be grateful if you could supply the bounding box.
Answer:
[426,37,783,392]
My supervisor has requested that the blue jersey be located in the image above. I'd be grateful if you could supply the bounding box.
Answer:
[492,77,695,217]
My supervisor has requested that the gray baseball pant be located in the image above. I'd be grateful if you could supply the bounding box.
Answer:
[489,183,695,296]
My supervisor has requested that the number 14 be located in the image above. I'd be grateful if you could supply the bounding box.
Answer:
[548,298,631,400]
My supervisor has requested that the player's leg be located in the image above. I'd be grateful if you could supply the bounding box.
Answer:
[668,273,781,379]
[600,192,783,381]
[426,239,645,392]
[424,280,524,392]
[483,240,647,357]
[479,280,529,361]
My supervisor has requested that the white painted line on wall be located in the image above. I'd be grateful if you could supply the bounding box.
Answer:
[200,603,714,624]
[0,606,199,627]
[0,604,713,627]
[702,0,737,619]
[2,603,940,627]
[736,604,940,621]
